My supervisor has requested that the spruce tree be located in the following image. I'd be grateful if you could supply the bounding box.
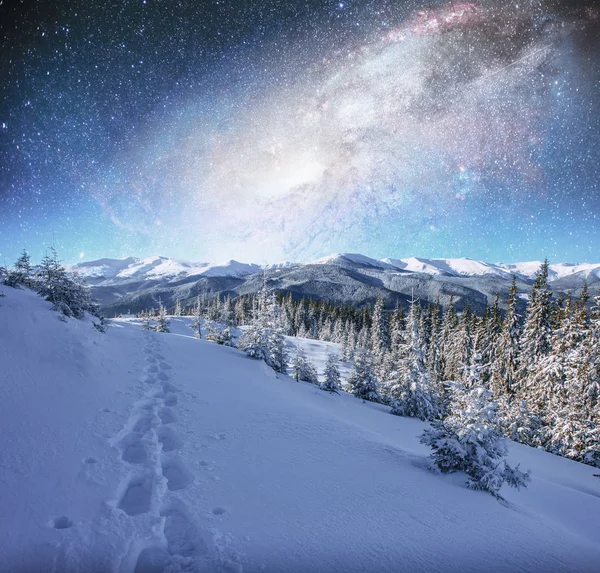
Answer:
[291,347,319,383]
[421,384,530,498]
[155,301,170,333]
[347,348,381,402]
[321,354,342,393]
[390,297,439,421]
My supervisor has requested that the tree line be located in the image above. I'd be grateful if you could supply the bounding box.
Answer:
[1,249,105,328]
[155,262,599,474]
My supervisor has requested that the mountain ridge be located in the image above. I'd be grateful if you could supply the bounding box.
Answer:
[68,253,599,316]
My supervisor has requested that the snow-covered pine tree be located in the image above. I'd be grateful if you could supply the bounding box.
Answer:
[238,284,288,373]
[189,296,203,339]
[520,260,552,387]
[390,297,439,421]
[491,276,521,398]
[155,301,170,333]
[421,383,530,498]
[371,295,390,361]
[439,297,458,381]
[347,348,381,402]
[141,310,153,331]
[5,250,33,287]
[321,353,341,393]
[291,346,319,383]
[173,298,182,316]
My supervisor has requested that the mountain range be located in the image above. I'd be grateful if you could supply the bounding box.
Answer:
[69,253,600,316]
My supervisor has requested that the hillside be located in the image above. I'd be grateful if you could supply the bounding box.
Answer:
[1,286,600,572]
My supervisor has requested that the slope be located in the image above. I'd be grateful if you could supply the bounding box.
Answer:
[1,286,599,573]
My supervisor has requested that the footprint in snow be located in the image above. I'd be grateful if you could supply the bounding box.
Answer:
[157,371,170,382]
[157,427,183,452]
[132,413,156,434]
[133,547,170,573]
[161,506,209,558]
[118,477,152,516]
[147,365,159,374]
[50,516,73,529]
[159,362,172,371]
[161,455,194,491]
[163,394,178,407]
[161,381,177,394]
[158,407,177,424]
[120,434,148,465]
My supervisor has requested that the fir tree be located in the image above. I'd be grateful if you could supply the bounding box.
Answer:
[390,297,439,421]
[321,354,341,393]
[173,298,182,316]
[421,384,530,498]
[347,348,381,402]
[155,301,170,333]
[491,276,521,399]
[291,347,319,383]
[189,296,203,339]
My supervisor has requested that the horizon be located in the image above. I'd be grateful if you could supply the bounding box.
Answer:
[7,250,600,269]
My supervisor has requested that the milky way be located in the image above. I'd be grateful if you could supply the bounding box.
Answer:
[1,1,599,264]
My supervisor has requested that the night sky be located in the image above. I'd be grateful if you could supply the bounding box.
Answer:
[1,0,599,265]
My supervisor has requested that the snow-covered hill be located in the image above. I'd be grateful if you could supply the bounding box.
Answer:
[1,285,600,573]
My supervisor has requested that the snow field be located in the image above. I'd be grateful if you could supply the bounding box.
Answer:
[1,287,600,573]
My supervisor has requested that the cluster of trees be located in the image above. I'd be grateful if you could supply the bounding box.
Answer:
[141,261,599,493]
[1,249,104,327]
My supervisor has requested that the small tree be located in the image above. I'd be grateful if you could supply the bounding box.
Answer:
[173,298,182,316]
[321,354,341,393]
[291,346,319,383]
[205,320,233,346]
[189,297,202,339]
[421,384,530,499]
[238,284,288,373]
[5,250,33,287]
[347,348,381,402]
[155,301,170,333]
[141,310,154,331]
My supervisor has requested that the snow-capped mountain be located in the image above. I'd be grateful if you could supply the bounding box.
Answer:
[69,256,262,282]
[71,253,600,315]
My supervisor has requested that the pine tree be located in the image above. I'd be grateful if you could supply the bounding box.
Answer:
[321,354,341,393]
[520,260,553,383]
[390,297,439,421]
[291,347,319,383]
[141,310,153,331]
[421,384,530,498]
[491,276,521,398]
[347,348,381,402]
[155,301,170,333]
[439,297,459,381]
[6,250,33,287]
[173,298,182,316]
[371,296,390,362]
[190,296,203,339]
[238,284,288,373]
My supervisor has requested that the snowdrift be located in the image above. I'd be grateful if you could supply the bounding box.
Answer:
[1,286,599,573]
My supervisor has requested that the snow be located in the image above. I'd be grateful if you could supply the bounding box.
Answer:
[310,253,395,269]
[2,285,600,573]
[69,253,600,285]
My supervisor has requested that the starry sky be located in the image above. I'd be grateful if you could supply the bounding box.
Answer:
[1,0,599,265]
